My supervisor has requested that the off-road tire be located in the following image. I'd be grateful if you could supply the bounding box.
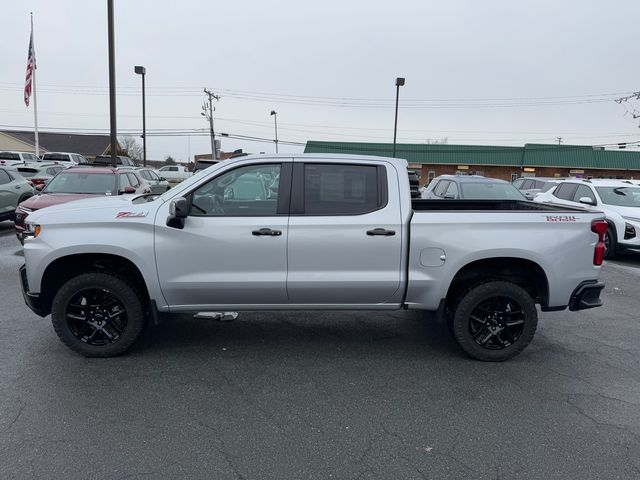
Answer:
[51,272,145,357]
[451,281,538,362]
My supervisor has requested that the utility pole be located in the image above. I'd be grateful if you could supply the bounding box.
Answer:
[203,89,220,161]
[556,137,563,145]
[107,0,118,168]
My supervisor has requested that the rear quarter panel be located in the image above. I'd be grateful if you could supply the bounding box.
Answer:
[406,211,602,310]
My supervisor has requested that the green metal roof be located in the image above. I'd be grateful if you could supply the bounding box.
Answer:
[303,141,640,170]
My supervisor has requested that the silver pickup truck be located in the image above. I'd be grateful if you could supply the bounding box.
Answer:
[20,154,607,361]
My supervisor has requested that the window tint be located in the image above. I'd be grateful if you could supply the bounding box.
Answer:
[119,174,132,191]
[433,180,449,197]
[553,183,579,200]
[303,164,379,215]
[26,154,39,162]
[0,152,20,160]
[190,164,281,216]
[0,169,12,185]
[444,181,459,198]
[17,168,38,178]
[573,185,596,204]
[150,171,161,181]
[140,170,152,180]
[46,167,61,175]
[43,153,72,162]
[521,179,534,189]
[534,180,546,189]
[127,173,140,187]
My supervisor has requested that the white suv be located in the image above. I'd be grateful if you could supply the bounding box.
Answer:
[534,179,640,258]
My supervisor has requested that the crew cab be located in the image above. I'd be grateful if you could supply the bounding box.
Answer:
[19,154,606,361]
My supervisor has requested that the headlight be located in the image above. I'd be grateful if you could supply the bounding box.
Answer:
[625,222,636,240]
[23,223,41,239]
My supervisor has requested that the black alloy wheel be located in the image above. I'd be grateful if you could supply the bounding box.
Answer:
[468,296,525,350]
[450,281,538,361]
[65,288,128,346]
[51,272,146,357]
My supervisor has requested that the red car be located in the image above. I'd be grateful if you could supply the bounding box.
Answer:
[15,166,150,243]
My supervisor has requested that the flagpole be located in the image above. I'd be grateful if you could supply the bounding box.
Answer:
[31,12,39,157]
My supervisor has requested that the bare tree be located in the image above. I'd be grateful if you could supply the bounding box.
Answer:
[118,136,143,161]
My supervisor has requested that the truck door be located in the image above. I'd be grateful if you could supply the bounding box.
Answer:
[286,161,403,305]
[155,161,292,308]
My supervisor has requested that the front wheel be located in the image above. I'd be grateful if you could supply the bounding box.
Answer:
[603,227,617,259]
[450,281,538,361]
[51,272,146,357]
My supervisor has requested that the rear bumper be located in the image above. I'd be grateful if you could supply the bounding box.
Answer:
[20,265,48,317]
[568,280,605,311]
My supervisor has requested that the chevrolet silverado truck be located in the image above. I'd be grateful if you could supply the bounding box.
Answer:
[20,154,607,361]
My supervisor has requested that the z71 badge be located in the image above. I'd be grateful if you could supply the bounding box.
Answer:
[116,211,148,218]
[545,215,577,222]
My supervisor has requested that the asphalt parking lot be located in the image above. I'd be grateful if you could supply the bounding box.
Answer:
[1,221,639,480]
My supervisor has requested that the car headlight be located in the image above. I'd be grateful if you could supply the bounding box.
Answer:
[23,223,41,239]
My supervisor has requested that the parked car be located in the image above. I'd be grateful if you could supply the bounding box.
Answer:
[0,167,35,222]
[512,177,563,200]
[408,170,420,198]
[13,163,66,188]
[14,167,150,243]
[20,154,605,362]
[157,165,192,182]
[422,175,527,200]
[92,155,136,167]
[118,167,170,194]
[534,179,640,258]
[0,151,40,166]
[41,152,90,166]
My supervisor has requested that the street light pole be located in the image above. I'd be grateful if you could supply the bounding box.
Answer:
[393,77,405,158]
[107,0,117,168]
[270,110,278,153]
[134,66,146,167]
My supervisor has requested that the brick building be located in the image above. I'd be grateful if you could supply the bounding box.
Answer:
[303,141,640,185]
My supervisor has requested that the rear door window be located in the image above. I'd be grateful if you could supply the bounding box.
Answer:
[0,169,12,184]
[302,164,381,215]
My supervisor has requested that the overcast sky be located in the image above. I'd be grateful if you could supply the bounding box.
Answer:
[2,0,640,162]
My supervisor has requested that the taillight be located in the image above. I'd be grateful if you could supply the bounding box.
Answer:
[591,220,608,266]
[30,178,46,185]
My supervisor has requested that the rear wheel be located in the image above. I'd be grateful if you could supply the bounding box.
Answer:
[51,272,146,357]
[450,281,538,361]
[603,227,617,259]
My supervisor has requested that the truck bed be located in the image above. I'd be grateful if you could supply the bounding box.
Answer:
[411,199,587,212]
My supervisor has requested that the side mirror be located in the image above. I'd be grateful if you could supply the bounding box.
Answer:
[167,197,188,229]
[160,177,166,181]
[578,196,596,206]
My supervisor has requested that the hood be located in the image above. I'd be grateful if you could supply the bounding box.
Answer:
[27,194,140,223]
[20,193,99,211]
[605,204,640,220]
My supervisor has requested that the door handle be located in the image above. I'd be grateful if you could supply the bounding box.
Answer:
[366,228,395,236]
[252,228,282,236]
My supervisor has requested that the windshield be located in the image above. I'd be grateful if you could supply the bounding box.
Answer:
[595,186,640,207]
[43,172,116,194]
[460,182,526,200]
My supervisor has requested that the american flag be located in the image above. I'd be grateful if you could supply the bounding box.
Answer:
[24,27,36,107]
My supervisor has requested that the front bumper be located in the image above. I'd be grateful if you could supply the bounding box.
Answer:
[20,265,48,317]
[568,280,605,311]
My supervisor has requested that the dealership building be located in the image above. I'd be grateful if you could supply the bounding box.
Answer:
[304,141,640,185]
